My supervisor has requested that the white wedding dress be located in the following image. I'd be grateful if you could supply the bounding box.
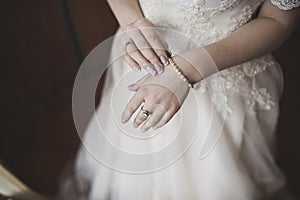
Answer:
[59,0,300,199]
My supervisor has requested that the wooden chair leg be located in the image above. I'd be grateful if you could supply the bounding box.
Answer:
[0,164,49,200]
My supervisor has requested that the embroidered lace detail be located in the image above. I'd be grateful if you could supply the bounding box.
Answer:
[210,0,243,16]
[171,6,223,42]
[230,5,253,31]
[140,0,263,44]
[197,54,277,116]
[271,0,300,10]
[229,1,264,31]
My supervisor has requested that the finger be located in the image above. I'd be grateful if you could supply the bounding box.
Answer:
[125,41,157,76]
[121,47,141,72]
[128,30,161,75]
[140,28,170,66]
[127,74,151,91]
[153,110,176,129]
[140,106,165,132]
[133,104,152,128]
[121,93,144,123]
[139,49,164,74]
[133,32,164,74]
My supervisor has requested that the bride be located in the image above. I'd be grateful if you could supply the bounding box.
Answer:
[60,0,300,199]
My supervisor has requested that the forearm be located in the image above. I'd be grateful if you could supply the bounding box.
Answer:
[107,0,144,27]
[205,17,298,71]
[180,2,299,83]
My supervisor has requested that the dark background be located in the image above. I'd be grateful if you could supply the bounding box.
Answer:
[0,0,299,198]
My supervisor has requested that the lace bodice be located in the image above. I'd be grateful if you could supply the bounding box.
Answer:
[139,0,299,44]
[271,0,300,10]
[138,0,298,115]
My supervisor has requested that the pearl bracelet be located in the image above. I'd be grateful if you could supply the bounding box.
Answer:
[168,58,194,88]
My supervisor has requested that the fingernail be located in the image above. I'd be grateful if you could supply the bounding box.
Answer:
[154,123,163,129]
[154,63,163,74]
[132,65,141,72]
[146,65,156,76]
[121,117,126,123]
[141,127,147,133]
[127,84,137,91]
[160,55,169,66]
[134,123,139,128]
[121,111,130,123]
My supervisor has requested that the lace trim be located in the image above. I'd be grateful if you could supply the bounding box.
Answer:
[197,54,277,116]
[171,5,223,42]
[271,0,300,10]
[230,5,254,32]
[210,0,243,16]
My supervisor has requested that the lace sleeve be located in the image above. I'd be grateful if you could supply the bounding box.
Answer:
[271,0,300,10]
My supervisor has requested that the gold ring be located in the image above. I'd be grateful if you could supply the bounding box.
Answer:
[141,106,151,117]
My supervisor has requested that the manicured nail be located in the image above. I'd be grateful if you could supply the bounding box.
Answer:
[146,65,156,76]
[160,55,169,66]
[154,123,163,129]
[127,84,137,91]
[132,66,141,72]
[141,127,147,133]
[154,63,163,74]
[121,111,130,123]
[134,123,139,128]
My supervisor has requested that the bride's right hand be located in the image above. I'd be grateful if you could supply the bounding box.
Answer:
[121,65,191,132]
[121,18,170,75]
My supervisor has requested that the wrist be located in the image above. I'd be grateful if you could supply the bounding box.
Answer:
[172,55,203,84]
[166,58,195,88]
[120,17,149,30]
[107,0,145,29]
[172,47,218,84]
[142,66,190,103]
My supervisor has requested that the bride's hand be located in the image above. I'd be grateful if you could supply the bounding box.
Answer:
[121,65,191,132]
[121,18,170,75]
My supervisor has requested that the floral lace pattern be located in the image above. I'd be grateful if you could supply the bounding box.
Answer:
[210,0,243,16]
[138,0,281,115]
[197,55,277,117]
[271,0,300,10]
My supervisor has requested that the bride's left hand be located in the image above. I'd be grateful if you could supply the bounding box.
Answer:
[121,64,191,132]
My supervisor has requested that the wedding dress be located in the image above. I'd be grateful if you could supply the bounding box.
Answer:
[59,0,300,199]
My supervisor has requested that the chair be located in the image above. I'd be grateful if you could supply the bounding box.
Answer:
[0,164,49,200]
